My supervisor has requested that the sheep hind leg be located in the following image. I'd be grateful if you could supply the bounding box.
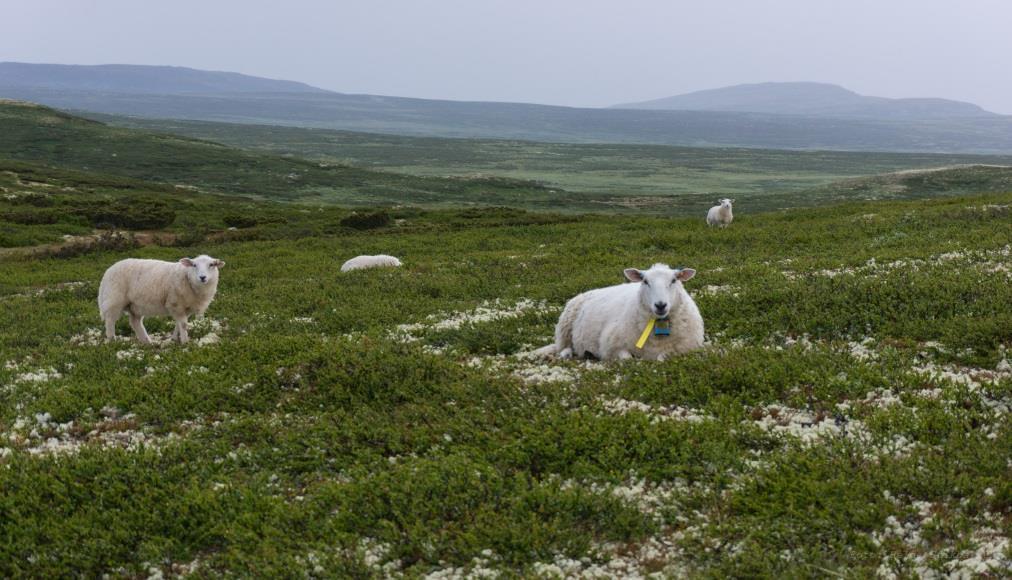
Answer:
[129,314,152,345]
[103,313,118,341]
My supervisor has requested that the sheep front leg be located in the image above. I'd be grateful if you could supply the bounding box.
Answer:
[129,314,152,345]
[173,316,190,344]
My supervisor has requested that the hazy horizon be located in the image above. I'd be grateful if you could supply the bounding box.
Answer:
[4,0,1011,113]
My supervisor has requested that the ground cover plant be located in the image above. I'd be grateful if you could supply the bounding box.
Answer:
[95,114,1012,211]
[1,186,1009,577]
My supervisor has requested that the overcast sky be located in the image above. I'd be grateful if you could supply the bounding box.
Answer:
[4,0,1011,113]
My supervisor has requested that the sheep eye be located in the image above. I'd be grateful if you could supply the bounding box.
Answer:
[642,279,649,286]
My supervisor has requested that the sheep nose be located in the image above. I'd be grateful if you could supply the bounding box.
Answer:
[654,301,668,313]
[199,275,207,282]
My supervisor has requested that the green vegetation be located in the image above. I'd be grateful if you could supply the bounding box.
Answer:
[95,114,1012,211]
[1,97,1010,577]
[1,182,1010,576]
[0,101,557,207]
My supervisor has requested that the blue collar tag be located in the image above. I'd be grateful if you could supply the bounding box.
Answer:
[654,317,671,336]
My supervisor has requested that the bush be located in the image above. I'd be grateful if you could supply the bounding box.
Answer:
[222,213,259,229]
[41,230,139,259]
[1,210,61,225]
[339,210,390,230]
[14,193,54,207]
[78,198,176,230]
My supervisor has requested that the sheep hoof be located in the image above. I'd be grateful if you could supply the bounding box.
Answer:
[559,347,573,359]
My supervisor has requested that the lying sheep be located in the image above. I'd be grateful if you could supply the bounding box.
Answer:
[707,198,734,227]
[98,255,225,344]
[341,254,402,272]
[534,263,704,361]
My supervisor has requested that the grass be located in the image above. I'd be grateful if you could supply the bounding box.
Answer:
[92,113,1012,211]
[0,101,556,206]
[1,184,1010,576]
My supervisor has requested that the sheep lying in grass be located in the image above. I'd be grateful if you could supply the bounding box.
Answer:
[534,263,704,361]
[707,198,734,227]
[98,255,225,344]
[341,254,402,272]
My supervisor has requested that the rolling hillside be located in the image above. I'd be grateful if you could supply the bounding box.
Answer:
[90,113,1012,209]
[0,100,555,205]
[4,63,1012,153]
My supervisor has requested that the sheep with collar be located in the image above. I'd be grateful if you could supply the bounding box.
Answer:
[707,198,734,227]
[534,263,704,361]
[98,255,225,344]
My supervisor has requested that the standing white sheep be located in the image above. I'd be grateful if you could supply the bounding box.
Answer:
[534,263,704,361]
[98,255,225,344]
[340,254,402,272]
[707,198,734,227]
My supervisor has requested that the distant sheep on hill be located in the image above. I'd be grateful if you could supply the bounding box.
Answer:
[534,263,704,361]
[707,198,734,227]
[341,255,402,272]
[98,255,224,344]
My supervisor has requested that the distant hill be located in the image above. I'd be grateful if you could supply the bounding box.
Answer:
[0,62,328,94]
[612,82,996,120]
[3,63,1012,154]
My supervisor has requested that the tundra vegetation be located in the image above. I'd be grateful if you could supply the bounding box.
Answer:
[0,102,1010,577]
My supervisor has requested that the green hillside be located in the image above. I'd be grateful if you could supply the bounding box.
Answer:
[93,113,1012,210]
[2,186,1010,576]
[2,92,1011,576]
[0,100,556,205]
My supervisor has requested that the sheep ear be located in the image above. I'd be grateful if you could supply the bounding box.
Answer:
[624,268,645,282]
[179,258,194,267]
[213,259,225,268]
[676,268,696,282]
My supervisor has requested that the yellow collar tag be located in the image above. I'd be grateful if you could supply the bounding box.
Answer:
[635,318,656,349]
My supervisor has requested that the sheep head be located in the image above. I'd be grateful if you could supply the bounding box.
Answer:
[180,255,225,288]
[624,263,696,319]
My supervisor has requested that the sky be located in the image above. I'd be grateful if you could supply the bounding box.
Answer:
[4,0,1011,113]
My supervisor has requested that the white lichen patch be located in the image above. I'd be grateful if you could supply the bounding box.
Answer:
[13,367,63,384]
[464,347,607,386]
[747,404,920,458]
[782,245,1012,281]
[911,361,1012,391]
[424,550,502,579]
[1,408,193,457]
[598,397,712,424]
[697,285,741,297]
[391,299,552,343]
[531,530,700,578]
[0,281,88,302]
[873,502,1011,579]
[70,317,226,348]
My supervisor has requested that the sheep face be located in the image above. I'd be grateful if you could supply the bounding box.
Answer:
[624,264,696,319]
[180,255,225,287]
[719,198,734,210]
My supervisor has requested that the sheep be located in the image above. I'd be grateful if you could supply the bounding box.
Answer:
[341,254,402,272]
[707,198,734,227]
[534,263,704,361]
[98,255,225,344]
